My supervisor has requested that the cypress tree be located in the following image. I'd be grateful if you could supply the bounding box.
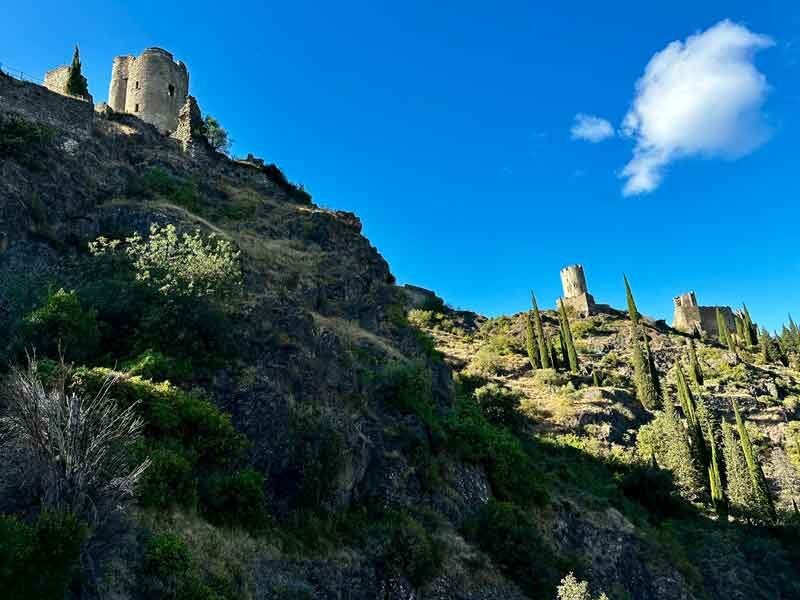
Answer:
[759,328,772,364]
[525,311,539,370]
[742,304,757,346]
[656,398,705,499]
[631,328,658,410]
[558,299,579,374]
[707,423,728,519]
[676,364,707,470]
[716,308,730,348]
[722,420,752,520]
[735,315,745,345]
[65,44,89,98]
[623,274,640,325]
[687,339,704,386]
[558,322,569,367]
[548,336,560,371]
[530,293,551,369]
[732,399,776,523]
[642,328,661,399]
[592,370,601,387]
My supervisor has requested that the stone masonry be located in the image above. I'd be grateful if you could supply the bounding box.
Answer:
[108,47,189,133]
[559,264,596,317]
[673,291,736,338]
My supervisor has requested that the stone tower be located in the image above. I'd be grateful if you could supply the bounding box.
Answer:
[559,264,596,317]
[673,291,736,338]
[108,47,189,133]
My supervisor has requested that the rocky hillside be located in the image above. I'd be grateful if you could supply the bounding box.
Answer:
[1,71,799,600]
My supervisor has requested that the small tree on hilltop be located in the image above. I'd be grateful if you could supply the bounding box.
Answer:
[707,423,727,519]
[525,311,539,370]
[631,327,658,410]
[203,115,232,155]
[687,339,704,386]
[558,299,579,374]
[65,45,89,98]
[530,293,551,369]
[624,274,640,325]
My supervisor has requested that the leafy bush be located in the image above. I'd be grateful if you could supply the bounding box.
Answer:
[0,511,86,600]
[122,349,192,382]
[0,114,53,166]
[136,445,198,510]
[381,360,439,430]
[282,408,344,510]
[200,469,267,529]
[128,168,201,211]
[473,382,525,433]
[556,572,608,600]
[21,288,99,361]
[446,397,546,505]
[384,514,443,587]
[464,500,561,598]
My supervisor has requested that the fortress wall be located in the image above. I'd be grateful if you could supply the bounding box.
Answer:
[43,65,71,95]
[123,48,188,132]
[108,55,132,112]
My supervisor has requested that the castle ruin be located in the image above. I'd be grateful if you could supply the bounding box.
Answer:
[673,291,735,338]
[558,264,596,317]
[108,47,189,133]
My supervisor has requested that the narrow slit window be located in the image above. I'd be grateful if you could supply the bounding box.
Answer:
[135,81,140,90]
[134,103,139,112]
[168,84,175,97]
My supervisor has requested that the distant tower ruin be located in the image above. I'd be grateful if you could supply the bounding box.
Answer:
[108,47,189,133]
[558,264,596,317]
[673,291,735,337]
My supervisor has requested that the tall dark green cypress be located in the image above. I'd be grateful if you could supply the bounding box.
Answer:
[732,399,776,524]
[707,423,727,519]
[742,304,757,346]
[548,336,559,371]
[642,328,661,399]
[558,299,579,374]
[65,44,89,98]
[716,308,734,351]
[624,274,640,325]
[759,328,772,364]
[530,293,551,369]
[631,327,658,410]
[525,311,539,370]
[687,339,704,386]
[676,364,707,470]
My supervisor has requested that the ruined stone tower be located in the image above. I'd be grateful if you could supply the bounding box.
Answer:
[108,48,189,133]
[673,291,736,338]
[559,264,596,317]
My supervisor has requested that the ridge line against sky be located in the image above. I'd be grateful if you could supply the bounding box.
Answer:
[2,1,798,331]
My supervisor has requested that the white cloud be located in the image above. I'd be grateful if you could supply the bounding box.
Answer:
[570,113,615,142]
[620,20,774,196]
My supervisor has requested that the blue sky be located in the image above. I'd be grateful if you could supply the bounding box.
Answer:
[3,1,799,331]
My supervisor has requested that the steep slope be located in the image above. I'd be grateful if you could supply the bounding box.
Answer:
[1,71,799,600]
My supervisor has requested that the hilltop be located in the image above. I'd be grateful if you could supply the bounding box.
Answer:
[1,69,800,600]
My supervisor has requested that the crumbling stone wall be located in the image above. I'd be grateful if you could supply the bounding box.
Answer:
[0,71,93,136]
[673,291,735,337]
[43,65,71,95]
[108,47,189,133]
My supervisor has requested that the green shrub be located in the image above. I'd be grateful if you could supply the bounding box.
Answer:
[384,515,443,587]
[128,168,201,211]
[283,409,344,509]
[0,512,86,600]
[200,469,267,529]
[473,382,525,433]
[0,114,53,166]
[122,349,192,382]
[381,360,438,429]
[21,288,99,360]
[464,500,560,598]
[136,445,198,510]
[446,397,546,505]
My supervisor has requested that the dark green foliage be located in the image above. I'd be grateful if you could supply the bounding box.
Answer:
[687,339,703,386]
[384,514,443,587]
[200,469,267,529]
[136,445,198,509]
[623,274,639,325]
[642,328,661,400]
[631,327,659,410]
[547,335,559,371]
[21,288,100,361]
[464,500,562,598]
[202,115,231,154]
[446,396,547,505]
[620,464,685,521]
[675,364,707,474]
[0,511,86,600]
[284,408,345,510]
[732,400,776,524]
[716,309,732,350]
[741,304,757,347]
[64,45,89,97]
[530,293,551,369]
[128,167,201,211]
[122,349,192,382]
[558,300,579,373]
[473,382,526,433]
[381,360,440,434]
[592,370,601,387]
[707,423,727,519]
[0,113,54,164]
[525,311,539,370]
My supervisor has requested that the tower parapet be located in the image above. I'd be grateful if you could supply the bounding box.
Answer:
[558,264,596,317]
[673,290,735,337]
[107,47,189,133]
